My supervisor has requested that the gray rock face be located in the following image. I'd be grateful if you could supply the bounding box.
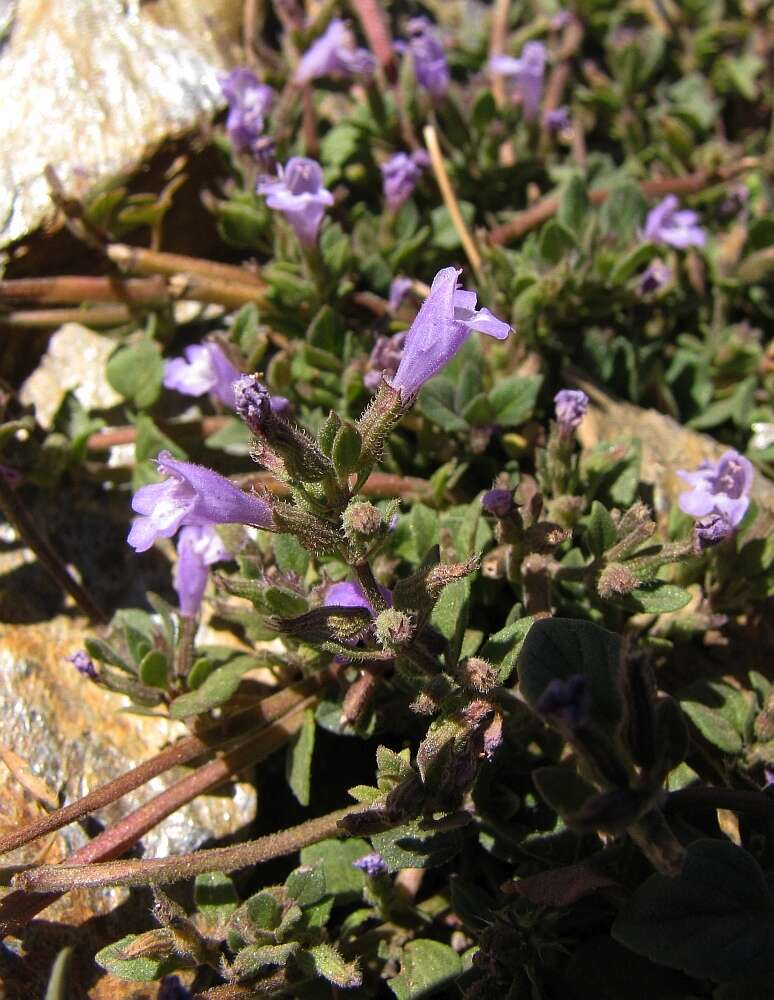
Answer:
[0,0,242,248]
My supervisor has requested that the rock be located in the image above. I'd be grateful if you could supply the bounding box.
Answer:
[18,323,123,427]
[0,0,242,248]
[0,614,256,994]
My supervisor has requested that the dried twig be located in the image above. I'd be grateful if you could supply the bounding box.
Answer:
[424,125,482,276]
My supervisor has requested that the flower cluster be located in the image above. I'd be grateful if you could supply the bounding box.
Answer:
[219,68,274,156]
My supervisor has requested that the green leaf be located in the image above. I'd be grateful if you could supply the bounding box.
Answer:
[44,947,73,1000]
[204,419,251,456]
[331,421,362,477]
[389,939,463,1000]
[533,765,597,819]
[418,378,468,432]
[518,618,623,731]
[169,655,259,718]
[232,942,299,980]
[95,934,188,982]
[609,242,659,284]
[285,864,326,907]
[680,702,743,754]
[612,839,774,982]
[558,173,589,238]
[431,201,475,251]
[600,183,647,246]
[479,616,535,683]
[194,872,239,925]
[410,503,440,562]
[431,578,470,665]
[538,219,577,265]
[106,339,163,410]
[300,838,370,901]
[273,534,310,577]
[372,818,465,872]
[138,649,168,689]
[582,501,617,559]
[302,943,362,989]
[625,583,692,614]
[286,709,316,806]
[488,374,542,427]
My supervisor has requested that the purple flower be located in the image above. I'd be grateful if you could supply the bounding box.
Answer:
[174,525,231,616]
[164,343,241,409]
[324,580,392,612]
[554,389,589,433]
[234,375,272,431]
[128,451,274,553]
[257,157,334,247]
[381,150,430,211]
[545,105,571,134]
[677,450,753,540]
[364,332,407,391]
[490,41,547,121]
[403,18,450,99]
[643,195,706,249]
[219,68,275,154]
[353,852,387,877]
[536,674,591,730]
[481,488,514,518]
[270,395,292,417]
[637,259,672,296]
[388,277,413,314]
[67,650,97,680]
[295,19,375,84]
[388,267,511,399]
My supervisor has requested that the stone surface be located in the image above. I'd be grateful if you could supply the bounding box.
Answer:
[18,323,123,427]
[0,0,242,248]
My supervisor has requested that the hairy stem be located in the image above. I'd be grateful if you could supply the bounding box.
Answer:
[15,806,358,891]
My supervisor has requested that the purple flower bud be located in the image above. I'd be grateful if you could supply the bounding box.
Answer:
[554,389,589,433]
[536,674,591,730]
[677,450,753,533]
[295,19,375,84]
[490,41,547,121]
[219,68,275,155]
[403,18,450,99]
[67,650,97,680]
[128,451,274,553]
[636,259,672,296]
[481,488,514,518]
[257,157,334,247]
[364,331,407,392]
[174,525,231,616]
[164,343,241,409]
[270,395,292,417]
[324,580,391,613]
[693,511,734,551]
[381,150,430,212]
[388,276,413,314]
[353,852,388,877]
[388,268,511,399]
[545,105,571,134]
[643,195,706,249]
[234,374,272,432]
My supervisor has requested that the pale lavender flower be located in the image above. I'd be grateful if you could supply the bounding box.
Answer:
[381,150,430,211]
[490,41,547,121]
[388,277,413,313]
[270,395,292,417]
[554,388,589,433]
[174,525,231,616]
[353,852,388,877]
[643,195,706,249]
[128,451,274,553]
[295,19,375,84]
[545,105,571,134]
[67,650,97,680]
[257,157,334,247]
[536,674,591,730]
[324,580,392,612]
[365,332,407,391]
[388,267,511,399]
[677,450,753,541]
[164,343,241,409]
[481,488,514,518]
[403,18,450,99]
[219,68,275,154]
[637,259,672,296]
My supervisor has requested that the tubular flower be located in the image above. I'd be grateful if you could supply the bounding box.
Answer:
[219,68,274,153]
[402,18,449,99]
[174,525,231,617]
[257,157,334,247]
[295,19,375,84]
[388,267,511,400]
[554,389,589,434]
[643,195,706,249]
[128,451,274,553]
[490,41,547,121]
[678,450,753,548]
[381,150,430,211]
[163,343,241,408]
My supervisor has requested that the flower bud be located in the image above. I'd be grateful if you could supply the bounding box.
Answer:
[67,650,98,680]
[536,674,591,730]
[597,562,638,599]
[343,501,382,538]
[374,608,415,648]
[353,852,388,878]
[456,657,498,694]
[481,488,514,518]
